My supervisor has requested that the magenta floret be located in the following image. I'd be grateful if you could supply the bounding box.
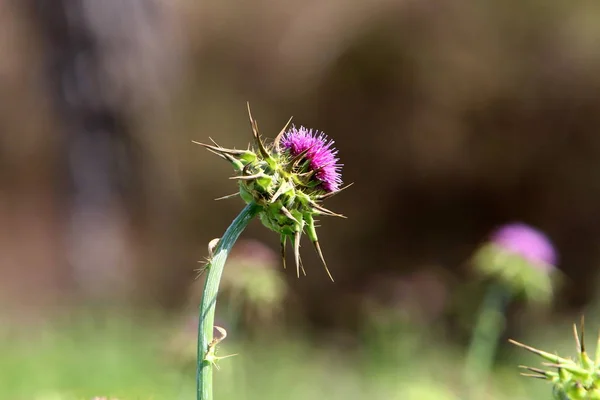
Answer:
[281,126,342,192]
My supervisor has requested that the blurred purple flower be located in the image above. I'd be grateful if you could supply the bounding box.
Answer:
[281,126,342,192]
[491,223,557,268]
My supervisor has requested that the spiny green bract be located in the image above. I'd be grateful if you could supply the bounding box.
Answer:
[511,318,600,400]
[194,104,349,281]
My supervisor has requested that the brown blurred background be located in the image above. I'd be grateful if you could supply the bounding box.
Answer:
[1,0,599,330]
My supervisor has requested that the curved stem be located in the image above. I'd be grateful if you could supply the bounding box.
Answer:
[197,202,261,400]
[464,282,512,398]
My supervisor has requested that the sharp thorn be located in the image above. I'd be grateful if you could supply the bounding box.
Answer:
[192,141,221,152]
[581,316,586,353]
[518,365,549,375]
[312,240,334,282]
[193,141,249,156]
[274,116,294,152]
[540,362,566,369]
[229,173,265,181]
[246,103,271,160]
[271,182,291,203]
[246,102,255,129]
[293,229,302,278]
[202,147,228,159]
[280,235,287,270]
[280,206,300,224]
[209,137,222,147]
[312,203,346,218]
[519,373,548,380]
[316,182,354,200]
[289,148,310,168]
[215,192,239,201]
[574,322,582,353]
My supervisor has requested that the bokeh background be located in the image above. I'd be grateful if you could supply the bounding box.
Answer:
[2,0,600,399]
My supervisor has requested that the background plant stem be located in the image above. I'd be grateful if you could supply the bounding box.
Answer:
[197,202,261,400]
[464,282,512,398]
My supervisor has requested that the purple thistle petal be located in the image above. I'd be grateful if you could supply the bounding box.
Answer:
[490,222,557,269]
[281,126,342,192]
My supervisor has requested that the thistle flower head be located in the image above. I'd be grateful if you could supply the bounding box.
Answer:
[491,223,557,269]
[194,104,349,281]
[472,222,560,304]
[280,126,342,192]
[511,318,600,400]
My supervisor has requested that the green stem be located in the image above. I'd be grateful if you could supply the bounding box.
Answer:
[464,282,512,397]
[197,202,261,400]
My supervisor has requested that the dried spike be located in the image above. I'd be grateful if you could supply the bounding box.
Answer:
[291,224,305,278]
[520,373,549,380]
[215,193,239,201]
[315,182,355,200]
[280,235,287,270]
[574,321,582,353]
[221,153,240,164]
[541,360,579,368]
[518,365,550,375]
[242,162,253,175]
[271,181,293,203]
[222,155,245,172]
[229,173,267,181]
[541,363,565,368]
[192,141,249,156]
[197,144,244,169]
[304,212,334,282]
[508,339,571,364]
[246,102,257,134]
[246,102,271,161]
[313,240,334,282]
[280,206,300,224]
[299,256,307,276]
[311,202,347,218]
[294,229,301,278]
[274,116,294,152]
[580,316,586,353]
[289,148,311,168]
[297,170,316,180]
[199,145,228,160]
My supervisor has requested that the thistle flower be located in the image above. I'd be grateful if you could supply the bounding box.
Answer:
[472,222,559,304]
[195,104,349,280]
[280,126,342,192]
[491,223,557,268]
[465,222,560,395]
[194,105,349,400]
[511,318,600,400]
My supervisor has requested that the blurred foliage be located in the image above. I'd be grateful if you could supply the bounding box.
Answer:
[0,312,563,400]
[0,0,599,357]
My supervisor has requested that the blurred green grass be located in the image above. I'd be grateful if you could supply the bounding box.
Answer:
[0,312,565,400]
